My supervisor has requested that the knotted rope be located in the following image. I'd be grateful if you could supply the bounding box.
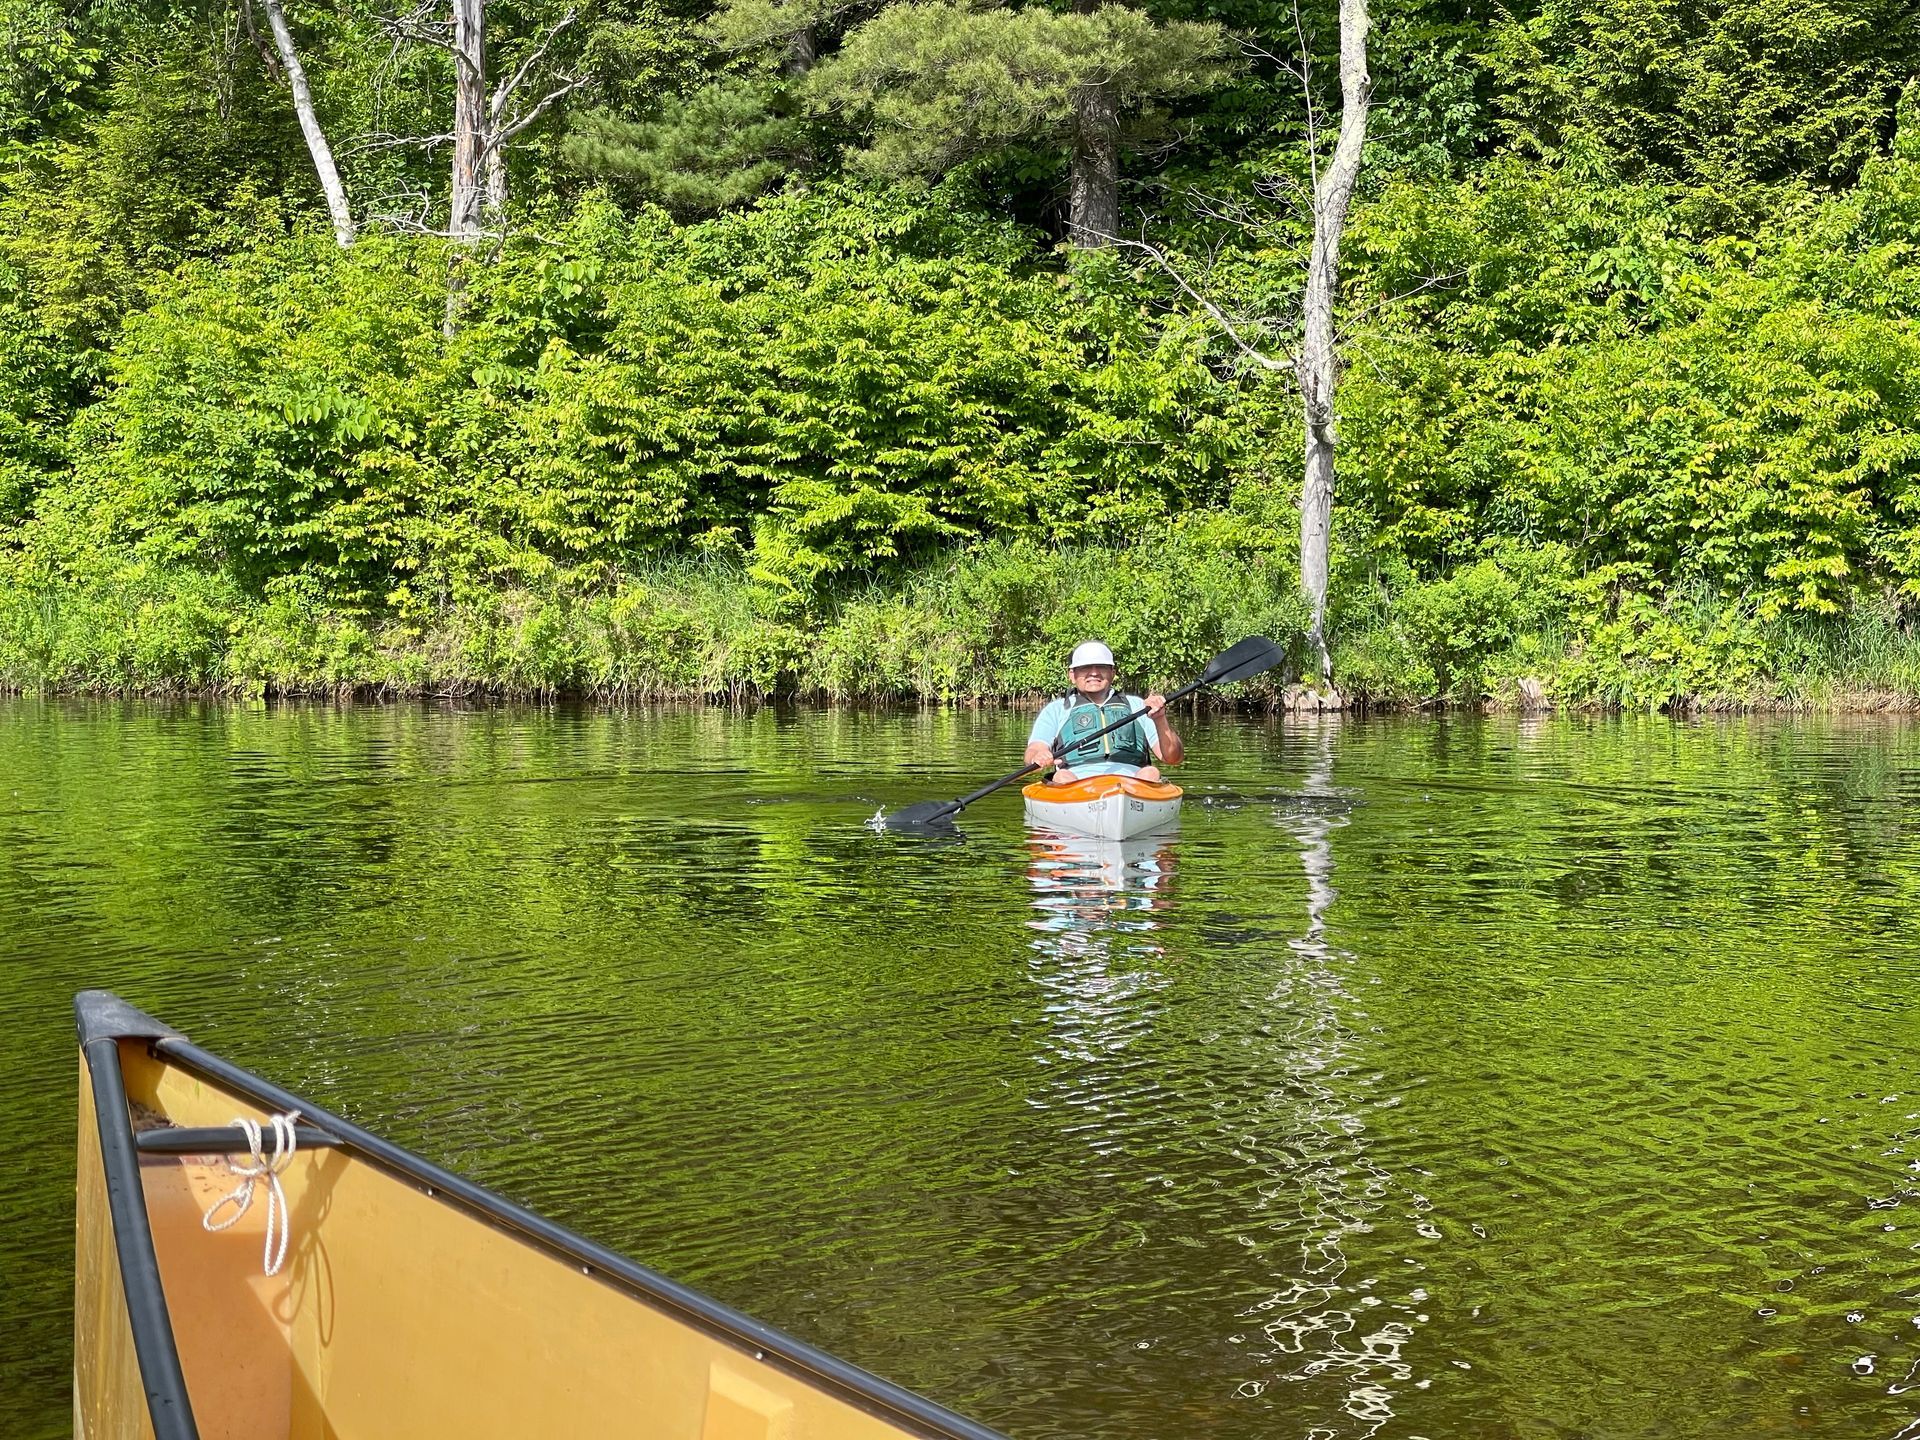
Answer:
[201,1110,301,1276]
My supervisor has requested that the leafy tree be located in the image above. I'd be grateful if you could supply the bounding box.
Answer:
[571,0,1236,238]
[0,0,100,144]
[1488,0,1920,209]
[0,37,307,355]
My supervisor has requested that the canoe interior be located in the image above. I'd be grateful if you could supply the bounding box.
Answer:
[76,1031,1000,1440]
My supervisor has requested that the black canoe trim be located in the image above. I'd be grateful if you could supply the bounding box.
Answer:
[135,1125,343,1156]
[77,988,181,1047]
[77,1010,200,1440]
[80,992,1011,1440]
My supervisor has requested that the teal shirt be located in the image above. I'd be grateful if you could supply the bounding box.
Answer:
[1029,693,1161,778]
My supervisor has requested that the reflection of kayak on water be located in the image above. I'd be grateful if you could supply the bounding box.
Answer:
[1025,830,1177,891]
[1020,774,1182,840]
[1024,830,1177,934]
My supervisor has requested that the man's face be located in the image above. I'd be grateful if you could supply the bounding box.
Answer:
[1070,663,1115,695]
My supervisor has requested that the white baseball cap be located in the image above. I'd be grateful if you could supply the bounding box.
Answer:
[1068,640,1116,669]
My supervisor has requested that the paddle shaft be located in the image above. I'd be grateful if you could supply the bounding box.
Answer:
[940,677,1203,817]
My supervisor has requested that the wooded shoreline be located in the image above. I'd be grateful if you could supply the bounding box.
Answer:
[3,0,1918,725]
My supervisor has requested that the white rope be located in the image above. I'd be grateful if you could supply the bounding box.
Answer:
[201,1110,301,1276]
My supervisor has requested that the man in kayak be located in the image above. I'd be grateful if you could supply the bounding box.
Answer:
[1024,641,1185,785]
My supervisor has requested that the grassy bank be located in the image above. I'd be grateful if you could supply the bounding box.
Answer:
[7,540,1920,711]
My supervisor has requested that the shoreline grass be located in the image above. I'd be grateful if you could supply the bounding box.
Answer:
[6,543,1920,713]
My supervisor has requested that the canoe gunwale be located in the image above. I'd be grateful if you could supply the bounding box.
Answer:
[75,990,1012,1440]
[77,1019,200,1440]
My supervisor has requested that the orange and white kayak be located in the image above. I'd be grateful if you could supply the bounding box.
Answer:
[1021,774,1182,841]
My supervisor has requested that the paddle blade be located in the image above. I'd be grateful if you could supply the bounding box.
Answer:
[881,799,964,831]
[1202,635,1287,687]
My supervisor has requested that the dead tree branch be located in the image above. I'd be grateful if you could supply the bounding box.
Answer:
[1104,234,1295,373]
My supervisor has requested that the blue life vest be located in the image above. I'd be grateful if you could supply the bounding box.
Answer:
[1055,692,1151,769]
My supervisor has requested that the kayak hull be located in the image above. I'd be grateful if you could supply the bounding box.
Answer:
[72,991,1007,1440]
[1022,774,1182,841]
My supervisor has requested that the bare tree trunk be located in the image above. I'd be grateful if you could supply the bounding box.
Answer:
[436,2,580,331]
[444,0,488,334]
[449,0,488,240]
[1068,81,1120,247]
[1064,0,1118,247]
[476,11,584,231]
[259,0,355,246]
[1295,0,1369,684]
[485,140,508,218]
[783,25,817,75]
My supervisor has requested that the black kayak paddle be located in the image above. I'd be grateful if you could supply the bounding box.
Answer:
[880,634,1288,831]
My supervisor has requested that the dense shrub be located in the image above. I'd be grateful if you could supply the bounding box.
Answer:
[18,188,1251,612]
[6,81,1920,707]
[1338,141,1920,618]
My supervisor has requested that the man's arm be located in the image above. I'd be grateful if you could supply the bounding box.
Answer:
[1026,701,1067,776]
[1141,693,1184,767]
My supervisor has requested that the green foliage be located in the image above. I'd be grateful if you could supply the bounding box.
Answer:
[1339,148,1920,621]
[1557,580,1777,709]
[0,38,305,355]
[31,232,452,606]
[0,0,99,141]
[3,0,1920,710]
[16,189,1250,611]
[564,83,805,214]
[1388,545,1572,699]
[1488,0,1920,204]
[0,253,76,525]
[15,532,1920,709]
[0,538,1305,698]
[0,552,240,691]
[808,2,1234,177]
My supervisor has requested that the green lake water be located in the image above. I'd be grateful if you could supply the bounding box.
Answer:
[4,700,1920,1439]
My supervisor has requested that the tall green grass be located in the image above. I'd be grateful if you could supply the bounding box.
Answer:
[5,541,1920,709]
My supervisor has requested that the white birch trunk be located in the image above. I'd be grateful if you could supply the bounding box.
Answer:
[449,0,488,241]
[259,0,356,247]
[1295,0,1369,684]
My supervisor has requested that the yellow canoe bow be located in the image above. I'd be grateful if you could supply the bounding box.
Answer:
[74,990,1010,1440]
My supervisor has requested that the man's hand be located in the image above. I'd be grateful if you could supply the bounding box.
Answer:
[1142,692,1184,767]
[1024,741,1056,772]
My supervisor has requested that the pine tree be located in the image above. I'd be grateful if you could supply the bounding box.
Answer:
[807,0,1235,245]
[568,0,1236,239]
[564,81,805,215]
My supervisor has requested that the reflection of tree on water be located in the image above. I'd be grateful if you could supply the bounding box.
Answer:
[1241,715,1412,1438]
[1014,750,1414,1437]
